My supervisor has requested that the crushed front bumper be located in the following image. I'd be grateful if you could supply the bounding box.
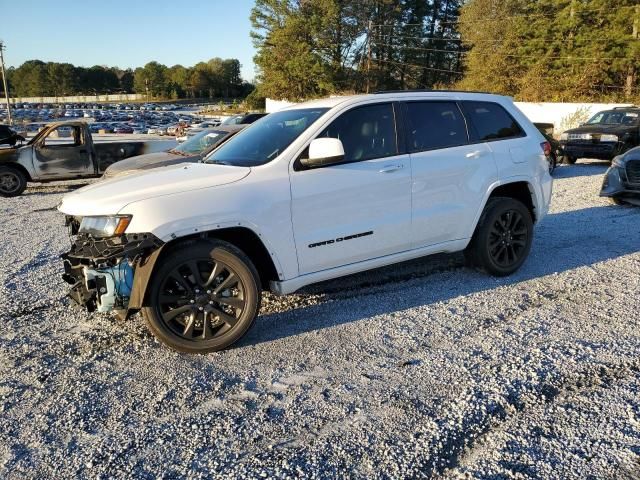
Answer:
[61,230,163,313]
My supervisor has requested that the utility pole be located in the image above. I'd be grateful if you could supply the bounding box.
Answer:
[366,20,373,93]
[568,0,576,77]
[625,5,639,99]
[0,41,13,126]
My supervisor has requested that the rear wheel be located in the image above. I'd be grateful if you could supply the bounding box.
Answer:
[563,155,577,165]
[0,166,27,197]
[142,240,261,353]
[465,197,533,276]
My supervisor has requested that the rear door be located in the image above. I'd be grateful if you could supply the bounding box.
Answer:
[459,100,529,181]
[404,100,497,247]
[290,102,413,275]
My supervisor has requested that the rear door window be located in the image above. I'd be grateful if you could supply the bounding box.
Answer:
[461,101,525,142]
[404,101,469,151]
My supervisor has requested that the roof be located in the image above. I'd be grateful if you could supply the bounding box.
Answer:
[283,90,514,111]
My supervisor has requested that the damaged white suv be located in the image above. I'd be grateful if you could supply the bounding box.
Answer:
[59,91,553,353]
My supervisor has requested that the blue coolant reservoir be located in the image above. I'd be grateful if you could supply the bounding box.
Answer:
[83,260,134,312]
[101,261,134,298]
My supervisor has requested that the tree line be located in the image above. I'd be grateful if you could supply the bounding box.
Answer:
[456,0,640,102]
[251,0,639,103]
[5,58,253,99]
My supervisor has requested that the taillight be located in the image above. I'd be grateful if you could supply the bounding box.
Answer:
[540,141,552,157]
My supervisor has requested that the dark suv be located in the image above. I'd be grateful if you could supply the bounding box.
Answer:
[559,107,640,164]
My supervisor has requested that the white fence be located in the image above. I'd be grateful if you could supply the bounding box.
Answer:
[266,97,634,133]
[4,93,146,104]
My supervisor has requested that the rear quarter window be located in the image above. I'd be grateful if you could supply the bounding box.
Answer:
[461,101,525,142]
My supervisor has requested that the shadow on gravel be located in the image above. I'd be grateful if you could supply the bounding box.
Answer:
[25,182,91,196]
[553,161,609,179]
[242,204,640,347]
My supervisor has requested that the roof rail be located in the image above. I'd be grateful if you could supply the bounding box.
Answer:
[612,105,639,109]
[373,89,494,95]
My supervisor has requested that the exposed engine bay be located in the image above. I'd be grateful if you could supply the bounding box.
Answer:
[61,216,163,314]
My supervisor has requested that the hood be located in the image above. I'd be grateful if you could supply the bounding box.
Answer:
[59,162,251,216]
[0,144,29,164]
[564,124,637,136]
[103,150,196,178]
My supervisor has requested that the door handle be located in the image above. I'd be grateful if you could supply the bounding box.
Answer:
[465,150,484,159]
[379,164,404,173]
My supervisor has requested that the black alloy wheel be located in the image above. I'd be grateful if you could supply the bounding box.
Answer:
[487,209,529,269]
[0,166,27,197]
[466,197,533,276]
[142,240,261,353]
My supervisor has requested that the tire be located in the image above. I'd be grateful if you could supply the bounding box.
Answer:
[465,197,533,277]
[563,155,577,165]
[142,240,261,353]
[609,196,627,206]
[548,152,557,174]
[0,166,27,197]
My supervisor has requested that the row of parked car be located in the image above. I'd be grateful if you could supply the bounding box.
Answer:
[0,101,236,125]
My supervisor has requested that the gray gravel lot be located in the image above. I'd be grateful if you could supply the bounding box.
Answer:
[1,162,639,479]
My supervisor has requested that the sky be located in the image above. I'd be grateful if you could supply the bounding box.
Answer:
[1,0,258,82]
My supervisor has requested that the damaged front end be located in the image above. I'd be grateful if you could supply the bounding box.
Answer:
[600,147,640,206]
[61,215,164,315]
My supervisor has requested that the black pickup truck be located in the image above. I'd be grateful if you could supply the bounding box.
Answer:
[0,121,174,197]
[559,107,640,164]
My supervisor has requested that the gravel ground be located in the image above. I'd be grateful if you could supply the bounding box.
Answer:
[1,161,639,479]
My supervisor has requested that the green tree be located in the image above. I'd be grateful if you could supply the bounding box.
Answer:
[457,0,640,102]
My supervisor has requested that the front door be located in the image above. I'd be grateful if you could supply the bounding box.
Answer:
[290,103,413,275]
[34,125,91,178]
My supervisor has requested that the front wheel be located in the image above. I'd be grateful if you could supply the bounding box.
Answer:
[0,166,27,197]
[465,197,533,276]
[142,240,261,353]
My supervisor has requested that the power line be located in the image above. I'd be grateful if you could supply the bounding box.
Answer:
[373,58,463,75]
[373,42,637,62]
[387,34,640,44]
[371,5,640,28]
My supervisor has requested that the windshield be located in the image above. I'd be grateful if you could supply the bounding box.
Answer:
[206,108,329,167]
[221,115,243,126]
[586,110,640,126]
[172,129,229,155]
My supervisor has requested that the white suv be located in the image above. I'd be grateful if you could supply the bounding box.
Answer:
[59,91,553,353]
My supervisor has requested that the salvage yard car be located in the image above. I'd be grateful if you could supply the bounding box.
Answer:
[58,91,553,353]
[600,146,640,206]
[559,106,640,164]
[0,121,174,197]
[102,125,246,179]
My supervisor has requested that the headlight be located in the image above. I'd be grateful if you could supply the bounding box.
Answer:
[78,215,132,237]
[600,134,618,142]
[560,132,568,141]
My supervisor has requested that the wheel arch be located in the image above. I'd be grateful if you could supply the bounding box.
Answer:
[0,162,32,182]
[487,181,537,222]
[127,226,282,317]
